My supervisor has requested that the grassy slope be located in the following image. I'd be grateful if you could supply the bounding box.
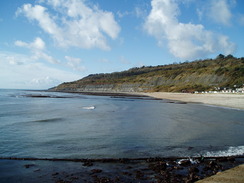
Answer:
[53,56,244,92]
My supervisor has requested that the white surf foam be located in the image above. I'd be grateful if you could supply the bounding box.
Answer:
[203,146,244,157]
[82,106,95,110]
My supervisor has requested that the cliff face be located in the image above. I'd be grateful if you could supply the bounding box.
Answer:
[51,83,148,92]
[50,55,244,93]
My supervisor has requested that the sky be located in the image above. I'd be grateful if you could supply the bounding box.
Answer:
[1,0,244,89]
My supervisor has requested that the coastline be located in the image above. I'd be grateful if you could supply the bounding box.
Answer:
[1,156,243,183]
[1,90,244,182]
[135,92,244,110]
[49,90,244,110]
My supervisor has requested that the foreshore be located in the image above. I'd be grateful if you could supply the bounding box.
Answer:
[15,90,243,182]
[135,92,244,110]
[196,164,244,183]
[78,91,244,110]
[1,156,243,183]
[51,90,244,110]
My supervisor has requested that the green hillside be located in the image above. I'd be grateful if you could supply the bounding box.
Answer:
[50,55,244,93]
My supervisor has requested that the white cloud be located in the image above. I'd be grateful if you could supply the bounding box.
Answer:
[5,56,25,65]
[144,0,235,60]
[17,0,120,50]
[0,51,82,89]
[209,0,232,26]
[196,8,203,21]
[134,6,149,19]
[65,56,86,71]
[15,37,45,50]
[15,37,59,64]
[16,4,63,40]
[117,11,130,18]
[30,76,60,86]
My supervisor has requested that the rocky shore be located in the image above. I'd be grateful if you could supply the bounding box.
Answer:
[0,156,243,183]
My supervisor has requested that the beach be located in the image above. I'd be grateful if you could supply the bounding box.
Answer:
[138,92,244,183]
[77,91,244,110]
[0,90,243,182]
[196,164,244,183]
[138,92,244,110]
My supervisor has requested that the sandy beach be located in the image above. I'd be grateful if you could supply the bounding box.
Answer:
[137,92,244,110]
[196,164,244,183]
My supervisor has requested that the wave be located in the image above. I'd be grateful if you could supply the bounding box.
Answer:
[203,146,244,157]
[82,106,95,110]
[32,118,63,123]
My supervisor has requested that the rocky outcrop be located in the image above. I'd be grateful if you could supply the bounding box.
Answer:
[51,83,149,92]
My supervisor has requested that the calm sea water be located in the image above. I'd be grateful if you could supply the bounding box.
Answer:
[0,89,243,159]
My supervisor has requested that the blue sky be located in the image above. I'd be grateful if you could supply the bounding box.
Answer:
[1,0,244,89]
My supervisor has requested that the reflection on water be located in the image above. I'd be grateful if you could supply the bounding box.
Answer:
[0,89,243,158]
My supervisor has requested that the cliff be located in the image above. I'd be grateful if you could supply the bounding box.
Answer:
[50,55,244,93]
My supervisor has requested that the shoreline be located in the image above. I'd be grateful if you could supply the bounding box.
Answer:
[21,90,243,182]
[133,92,244,110]
[47,90,244,110]
[1,156,243,183]
[1,155,243,162]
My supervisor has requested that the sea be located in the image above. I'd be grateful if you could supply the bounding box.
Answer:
[0,89,243,159]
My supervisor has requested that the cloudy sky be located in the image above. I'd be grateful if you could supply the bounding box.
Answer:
[1,0,244,89]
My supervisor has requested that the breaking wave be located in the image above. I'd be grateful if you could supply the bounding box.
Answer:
[82,106,95,110]
[203,146,244,157]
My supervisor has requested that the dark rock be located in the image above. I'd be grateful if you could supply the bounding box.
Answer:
[217,157,229,162]
[24,164,35,168]
[203,165,211,172]
[199,155,205,162]
[149,161,167,172]
[82,161,93,167]
[70,176,79,181]
[119,158,129,163]
[227,157,235,162]
[91,169,103,174]
[135,170,142,178]
[114,176,120,182]
[189,166,199,173]
[122,172,132,176]
[208,160,219,169]
[93,176,113,183]
[173,165,183,170]
[175,101,187,104]
[52,172,59,176]
[146,157,163,162]
[187,172,200,182]
[166,101,175,103]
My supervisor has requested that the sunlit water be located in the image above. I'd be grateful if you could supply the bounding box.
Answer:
[0,89,243,159]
